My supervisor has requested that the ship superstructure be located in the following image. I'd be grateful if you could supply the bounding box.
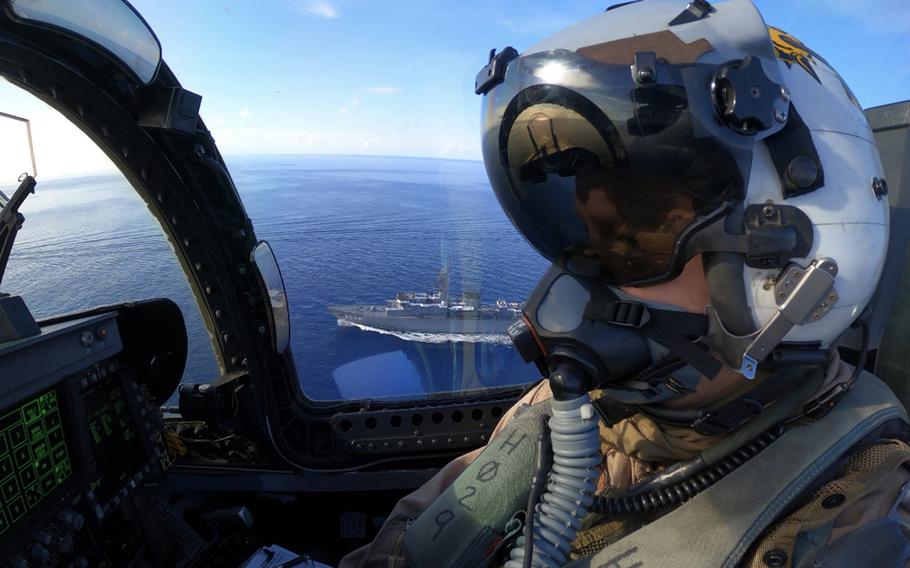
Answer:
[329,268,523,335]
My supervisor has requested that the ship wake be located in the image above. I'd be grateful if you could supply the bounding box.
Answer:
[337,319,513,345]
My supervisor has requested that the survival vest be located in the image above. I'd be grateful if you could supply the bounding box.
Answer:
[402,372,909,568]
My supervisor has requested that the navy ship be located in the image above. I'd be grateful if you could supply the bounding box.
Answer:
[329,268,523,335]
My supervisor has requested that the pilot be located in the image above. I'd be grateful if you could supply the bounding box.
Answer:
[342,1,910,566]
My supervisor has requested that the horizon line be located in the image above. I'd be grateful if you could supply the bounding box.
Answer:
[33,151,486,182]
[222,152,484,164]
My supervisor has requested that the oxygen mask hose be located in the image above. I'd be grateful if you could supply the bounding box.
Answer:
[507,360,602,568]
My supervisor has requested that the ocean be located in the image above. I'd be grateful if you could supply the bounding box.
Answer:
[3,155,550,402]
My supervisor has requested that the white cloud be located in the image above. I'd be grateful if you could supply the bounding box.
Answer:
[362,86,399,95]
[280,0,340,19]
[299,1,339,19]
[239,107,251,119]
[337,96,360,115]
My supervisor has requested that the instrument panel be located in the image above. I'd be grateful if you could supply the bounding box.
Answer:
[0,312,164,567]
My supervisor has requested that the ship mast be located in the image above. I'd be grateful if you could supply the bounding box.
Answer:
[435,264,449,307]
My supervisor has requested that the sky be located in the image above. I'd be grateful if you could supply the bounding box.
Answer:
[1,0,909,180]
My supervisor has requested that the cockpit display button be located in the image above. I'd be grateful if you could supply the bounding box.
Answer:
[22,401,40,423]
[7,495,25,521]
[12,445,30,468]
[0,455,12,478]
[47,427,63,446]
[40,474,55,493]
[80,330,94,347]
[27,421,44,444]
[36,455,52,478]
[24,483,42,507]
[19,463,36,486]
[54,458,72,482]
[7,424,26,447]
[44,411,61,431]
[51,445,66,464]
[1,476,19,500]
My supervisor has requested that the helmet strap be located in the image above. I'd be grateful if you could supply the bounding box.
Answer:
[642,362,828,435]
[583,300,723,380]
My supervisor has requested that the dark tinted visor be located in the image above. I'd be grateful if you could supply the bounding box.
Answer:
[482,50,761,285]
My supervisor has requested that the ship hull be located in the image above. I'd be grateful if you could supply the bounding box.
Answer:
[329,305,516,335]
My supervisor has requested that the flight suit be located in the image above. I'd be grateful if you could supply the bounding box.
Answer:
[341,356,910,567]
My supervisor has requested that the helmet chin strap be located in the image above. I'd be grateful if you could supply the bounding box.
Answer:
[596,360,703,406]
[583,287,725,410]
[581,304,703,403]
[639,356,833,436]
[517,253,839,433]
[582,299,724,381]
[594,256,840,433]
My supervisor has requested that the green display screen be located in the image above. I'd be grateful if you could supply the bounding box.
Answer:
[0,388,72,538]
[84,374,144,504]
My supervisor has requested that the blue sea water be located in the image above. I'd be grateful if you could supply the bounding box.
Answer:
[3,155,550,401]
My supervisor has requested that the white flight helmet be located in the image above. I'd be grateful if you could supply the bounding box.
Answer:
[478,0,888,379]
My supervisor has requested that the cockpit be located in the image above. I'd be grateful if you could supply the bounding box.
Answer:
[0,1,909,567]
[0,2,550,565]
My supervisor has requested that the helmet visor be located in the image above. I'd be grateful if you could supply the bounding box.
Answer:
[482,50,761,285]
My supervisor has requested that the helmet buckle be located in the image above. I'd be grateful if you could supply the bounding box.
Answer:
[584,300,651,328]
[632,51,658,84]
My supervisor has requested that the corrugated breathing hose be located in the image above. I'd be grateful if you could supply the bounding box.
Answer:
[506,395,601,568]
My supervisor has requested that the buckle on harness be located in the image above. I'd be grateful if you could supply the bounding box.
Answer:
[587,301,651,328]
[691,397,764,436]
[801,381,852,420]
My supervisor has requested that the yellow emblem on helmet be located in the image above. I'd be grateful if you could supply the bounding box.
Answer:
[768,26,861,110]
[768,26,827,83]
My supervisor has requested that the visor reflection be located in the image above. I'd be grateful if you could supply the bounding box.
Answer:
[574,165,696,281]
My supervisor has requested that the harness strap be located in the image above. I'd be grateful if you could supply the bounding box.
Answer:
[586,300,836,436]
[687,361,813,435]
[583,300,723,380]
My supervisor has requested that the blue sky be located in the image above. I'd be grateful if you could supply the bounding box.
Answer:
[130,0,909,160]
[2,0,909,178]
